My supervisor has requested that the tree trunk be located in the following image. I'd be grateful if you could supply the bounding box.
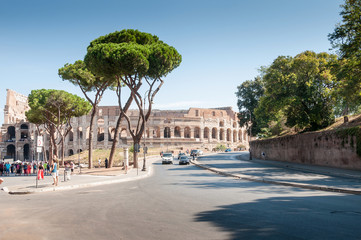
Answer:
[133,147,138,168]
[133,138,142,168]
[49,136,53,165]
[50,125,58,164]
[108,83,139,168]
[88,107,97,169]
[108,115,122,168]
[61,138,65,167]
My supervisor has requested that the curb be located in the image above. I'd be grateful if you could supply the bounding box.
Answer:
[191,160,361,195]
[5,165,153,195]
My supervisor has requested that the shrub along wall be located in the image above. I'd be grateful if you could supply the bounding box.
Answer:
[250,127,361,171]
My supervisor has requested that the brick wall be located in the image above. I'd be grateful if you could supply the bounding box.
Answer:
[250,129,361,170]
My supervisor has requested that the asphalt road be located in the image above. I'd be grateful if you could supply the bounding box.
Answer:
[1,153,361,240]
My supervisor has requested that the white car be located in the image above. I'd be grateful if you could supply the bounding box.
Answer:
[179,156,190,165]
[162,153,174,164]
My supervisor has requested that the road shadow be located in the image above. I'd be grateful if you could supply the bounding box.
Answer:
[194,195,361,240]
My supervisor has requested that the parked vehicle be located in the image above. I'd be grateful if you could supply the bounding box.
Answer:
[179,156,190,165]
[162,153,174,164]
[225,148,232,152]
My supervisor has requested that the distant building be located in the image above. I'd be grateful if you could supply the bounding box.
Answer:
[0,90,248,161]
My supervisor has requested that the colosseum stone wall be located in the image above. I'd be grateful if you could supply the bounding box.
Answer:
[0,90,248,161]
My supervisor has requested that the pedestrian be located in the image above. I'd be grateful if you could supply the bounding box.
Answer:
[23,163,28,176]
[70,161,74,174]
[0,178,3,184]
[46,162,50,175]
[11,164,15,174]
[50,158,58,186]
[38,164,44,180]
[5,162,10,176]
[33,162,37,175]
[98,158,101,168]
[16,164,21,176]
[0,162,3,176]
[105,158,108,168]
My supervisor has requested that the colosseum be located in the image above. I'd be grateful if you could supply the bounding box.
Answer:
[0,89,249,161]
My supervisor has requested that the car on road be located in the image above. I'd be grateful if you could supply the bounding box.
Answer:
[225,148,232,152]
[179,156,190,165]
[162,153,174,164]
[190,149,203,157]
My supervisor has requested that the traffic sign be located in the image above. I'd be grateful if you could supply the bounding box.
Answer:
[37,136,44,147]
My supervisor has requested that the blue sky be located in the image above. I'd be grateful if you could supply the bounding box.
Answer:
[0,0,342,125]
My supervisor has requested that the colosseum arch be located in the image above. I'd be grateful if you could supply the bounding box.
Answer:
[24,144,30,160]
[227,128,231,141]
[219,129,225,141]
[174,126,181,138]
[78,127,83,140]
[7,126,15,141]
[154,127,160,138]
[239,130,242,141]
[219,120,224,127]
[20,123,29,129]
[194,127,200,139]
[184,127,191,138]
[86,127,90,140]
[233,122,237,128]
[212,128,217,139]
[108,127,115,141]
[164,127,171,138]
[97,127,104,142]
[233,130,237,142]
[69,149,74,156]
[120,128,128,138]
[204,127,210,139]
[7,144,15,159]
[20,130,28,140]
[68,130,74,142]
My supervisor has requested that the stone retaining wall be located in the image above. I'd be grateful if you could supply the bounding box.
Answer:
[250,128,361,170]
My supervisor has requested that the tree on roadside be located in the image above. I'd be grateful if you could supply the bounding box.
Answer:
[26,89,91,165]
[329,0,361,115]
[58,60,113,168]
[235,76,264,137]
[84,29,182,168]
[329,0,361,59]
[256,51,337,132]
[331,58,361,116]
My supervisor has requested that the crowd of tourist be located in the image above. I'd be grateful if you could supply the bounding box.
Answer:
[0,161,51,176]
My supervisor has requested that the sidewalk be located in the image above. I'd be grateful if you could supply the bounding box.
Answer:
[192,152,361,195]
[1,157,158,195]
